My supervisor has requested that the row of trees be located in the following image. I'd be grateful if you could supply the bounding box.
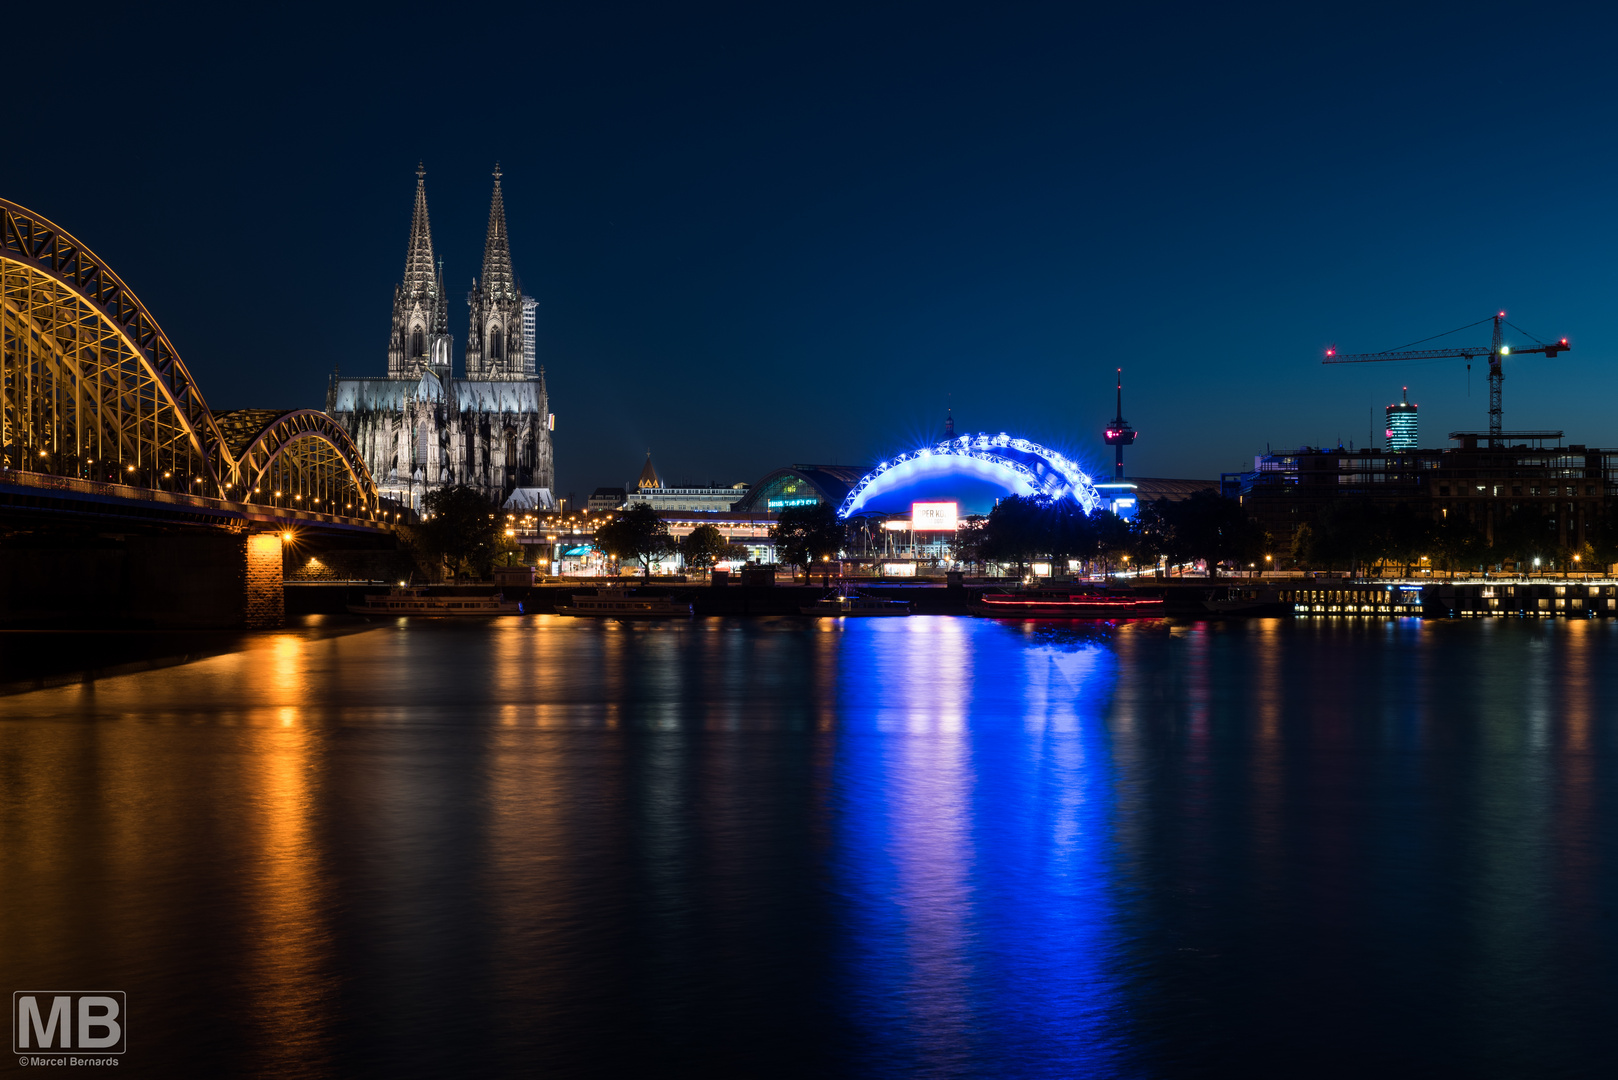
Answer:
[407,492,838,581]
[408,493,772,580]
[410,484,1614,581]
[962,492,1618,578]
[954,491,1265,578]
[593,502,847,578]
[1293,500,1618,576]
[593,503,753,576]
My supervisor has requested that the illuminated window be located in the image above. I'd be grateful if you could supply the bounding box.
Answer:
[411,327,424,357]
[490,327,503,360]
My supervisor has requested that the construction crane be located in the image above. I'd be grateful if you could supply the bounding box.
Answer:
[1323,312,1570,447]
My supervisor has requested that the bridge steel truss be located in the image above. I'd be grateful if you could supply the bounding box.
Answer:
[221,409,378,516]
[1,198,381,523]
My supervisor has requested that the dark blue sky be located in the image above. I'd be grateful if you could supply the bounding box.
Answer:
[7,2,1617,496]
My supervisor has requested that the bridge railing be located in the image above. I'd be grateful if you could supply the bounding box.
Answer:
[0,465,393,532]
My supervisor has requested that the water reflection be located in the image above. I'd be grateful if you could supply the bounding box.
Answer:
[834,620,1126,1076]
[244,717,334,1076]
[1,616,1616,1076]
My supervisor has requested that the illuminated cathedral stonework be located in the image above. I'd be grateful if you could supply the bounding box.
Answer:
[328,165,555,512]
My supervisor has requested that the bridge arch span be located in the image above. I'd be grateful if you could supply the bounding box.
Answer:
[2,198,383,523]
[213,409,379,516]
[2,197,234,492]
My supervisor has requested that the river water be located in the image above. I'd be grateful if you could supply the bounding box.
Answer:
[1,615,1613,1078]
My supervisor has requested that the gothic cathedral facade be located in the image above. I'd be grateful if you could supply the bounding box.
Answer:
[328,166,556,512]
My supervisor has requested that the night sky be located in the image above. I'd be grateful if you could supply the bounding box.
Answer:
[7,3,1617,497]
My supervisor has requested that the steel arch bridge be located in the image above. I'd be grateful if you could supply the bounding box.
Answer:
[1,197,382,524]
[838,432,1102,518]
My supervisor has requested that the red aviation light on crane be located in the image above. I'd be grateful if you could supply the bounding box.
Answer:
[1326,348,1335,357]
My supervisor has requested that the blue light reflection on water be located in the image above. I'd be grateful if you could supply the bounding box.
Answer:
[4,615,1618,1077]
[830,618,1128,1078]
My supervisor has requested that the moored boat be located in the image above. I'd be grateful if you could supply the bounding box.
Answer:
[1201,584,1289,616]
[347,586,523,616]
[556,586,693,617]
[968,586,1165,619]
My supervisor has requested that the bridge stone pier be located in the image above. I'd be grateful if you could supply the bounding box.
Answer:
[0,529,290,629]
[245,534,285,628]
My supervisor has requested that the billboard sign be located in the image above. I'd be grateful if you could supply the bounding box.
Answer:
[911,502,959,531]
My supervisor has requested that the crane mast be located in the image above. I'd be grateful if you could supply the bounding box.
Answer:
[1488,314,1504,440]
[1323,312,1569,448]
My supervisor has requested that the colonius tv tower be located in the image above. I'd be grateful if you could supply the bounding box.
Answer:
[1094,368,1141,517]
[1103,368,1136,480]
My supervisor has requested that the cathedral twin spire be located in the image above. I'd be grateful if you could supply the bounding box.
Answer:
[389,163,534,382]
[466,163,532,381]
[479,164,519,306]
[387,164,450,379]
[402,163,438,301]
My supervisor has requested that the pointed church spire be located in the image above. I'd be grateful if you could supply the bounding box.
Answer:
[390,165,448,379]
[480,163,518,304]
[402,163,437,300]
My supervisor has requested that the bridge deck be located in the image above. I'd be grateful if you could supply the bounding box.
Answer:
[0,467,393,535]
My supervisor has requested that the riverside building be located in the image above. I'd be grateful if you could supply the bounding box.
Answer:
[1225,432,1617,551]
[611,453,751,513]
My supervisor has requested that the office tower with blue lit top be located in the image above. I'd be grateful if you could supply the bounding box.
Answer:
[1385,388,1417,451]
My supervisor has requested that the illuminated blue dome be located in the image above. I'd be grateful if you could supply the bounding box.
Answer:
[838,434,1100,518]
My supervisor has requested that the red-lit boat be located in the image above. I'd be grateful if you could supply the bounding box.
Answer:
[967,587,1166,619]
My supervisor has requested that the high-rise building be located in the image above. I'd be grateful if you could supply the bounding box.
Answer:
[522,296,538,373]
[1386,387,1418,451]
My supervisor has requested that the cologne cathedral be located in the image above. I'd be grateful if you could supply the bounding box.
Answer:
[327,165,555,512]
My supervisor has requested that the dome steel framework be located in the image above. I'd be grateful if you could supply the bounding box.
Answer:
[838,433,1101,518]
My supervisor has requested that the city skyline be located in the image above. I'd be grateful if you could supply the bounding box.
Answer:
[6,5,1618,494]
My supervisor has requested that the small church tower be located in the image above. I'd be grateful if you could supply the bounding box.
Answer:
[637,452,663,490]
[465,164,531,380]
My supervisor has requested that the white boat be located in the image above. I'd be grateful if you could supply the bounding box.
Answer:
[800,590,911,617]
[347,586,523,616]
[556,587,693,617]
